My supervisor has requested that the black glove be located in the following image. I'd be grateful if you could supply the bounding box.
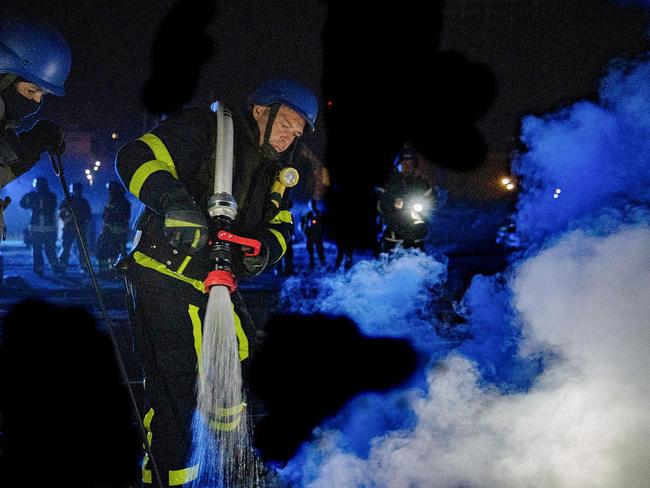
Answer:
[22,120,66,156]
[241,242,269,278]
[163,202,209,253]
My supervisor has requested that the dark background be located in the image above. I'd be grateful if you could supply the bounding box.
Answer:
[2,0,648,245]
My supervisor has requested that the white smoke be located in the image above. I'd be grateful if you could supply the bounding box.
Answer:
[278,53,650,488]
[291,224,650,488]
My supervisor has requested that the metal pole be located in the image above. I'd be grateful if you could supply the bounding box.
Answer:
[49,151,164,488]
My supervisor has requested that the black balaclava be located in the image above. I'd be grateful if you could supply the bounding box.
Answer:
[1,81,42,124]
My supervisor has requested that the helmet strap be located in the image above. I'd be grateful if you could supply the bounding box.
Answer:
[260,104,281,161]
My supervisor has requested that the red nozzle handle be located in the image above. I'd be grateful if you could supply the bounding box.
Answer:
[216,230,261,257]
[204,269,237,293]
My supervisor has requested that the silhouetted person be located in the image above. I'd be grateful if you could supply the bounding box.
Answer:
[97,180,132,277]
[58,182,91,273]
[301,199,326,269]
[0,299,141,487]
[19,176,61,275]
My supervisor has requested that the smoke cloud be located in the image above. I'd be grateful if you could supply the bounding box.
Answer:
[514,55,650,244]
[274,54,650,487]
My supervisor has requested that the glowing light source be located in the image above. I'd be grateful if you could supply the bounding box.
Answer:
[506,183,515,190]
[413,203,424,212]
[501,177,511,185]
[111,132,118,140]
[555,188,561,194]
[553,193,559,199]
[84,169,91,175]
[86,174,92,180]
[95,161,101,167]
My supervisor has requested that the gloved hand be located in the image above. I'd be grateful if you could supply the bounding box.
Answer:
[241,242,269,278]
[163,203,209,253]
[22,120,66,156]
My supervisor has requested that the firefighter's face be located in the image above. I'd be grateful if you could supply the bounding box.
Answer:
[253,104,305,153]
[15,81,46,103]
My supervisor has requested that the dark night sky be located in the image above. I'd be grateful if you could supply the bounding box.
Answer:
[1,0,648,224]
[4,1,648,157]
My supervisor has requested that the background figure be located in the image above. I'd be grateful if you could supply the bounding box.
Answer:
[96,180,131,277]
[58,182,91,273]
[19,177,60,275]
[376,145,434,253]
[301,198,326,269]
[334,234,353,271]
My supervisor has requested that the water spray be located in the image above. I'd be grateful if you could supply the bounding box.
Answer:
[193,102,265,486]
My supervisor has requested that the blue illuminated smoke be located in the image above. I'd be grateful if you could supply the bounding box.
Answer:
[274,54,650,487]
[514,54,650,245]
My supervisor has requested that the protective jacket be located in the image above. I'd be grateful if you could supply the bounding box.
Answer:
[0,125,42,189]
[115,105,295,487]
[20,188,58,233]
[117,106,293,298]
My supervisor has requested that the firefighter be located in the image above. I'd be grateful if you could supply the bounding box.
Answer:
[0,14,70,189]
[115,77,317,486]
[376,145,434,253]
[58,182,92,273]
[301,198,326,269]
[19,177,61,275]
[96,180,131,276]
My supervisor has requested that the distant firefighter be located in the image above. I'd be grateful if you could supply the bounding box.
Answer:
[376,146,434,253]
[96,180,131,275]
[58,182,91,272]
[19,177,61,275]
[301,199,326,269]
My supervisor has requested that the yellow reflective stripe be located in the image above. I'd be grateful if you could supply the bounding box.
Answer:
[217,403,245,417]
[142,409,154,484]
[208,402,245,431]
[210,417,242,432]
[163,218,204,228]
[176,255,192,274]
[268,228,287,255]
[233,305,249,361]
[269,209,293,225]
[138,133,178,178]
[169,464,199,486]
[143,464,199,486]
[191,229,201,247]
[188,304,203,377]
[133,251,206,293]
[129,160,177,199]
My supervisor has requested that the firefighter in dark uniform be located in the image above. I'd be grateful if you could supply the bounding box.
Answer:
[115,78,318,487]
[96,180,131,276]
[377,146,434,253]
[58,181,92,272]
[19,177,61,275]
[301,199,326,269]
[0,14,70,190]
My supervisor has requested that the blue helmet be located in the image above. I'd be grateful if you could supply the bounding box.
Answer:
[249,78,318,130]
[0,14,72,96]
